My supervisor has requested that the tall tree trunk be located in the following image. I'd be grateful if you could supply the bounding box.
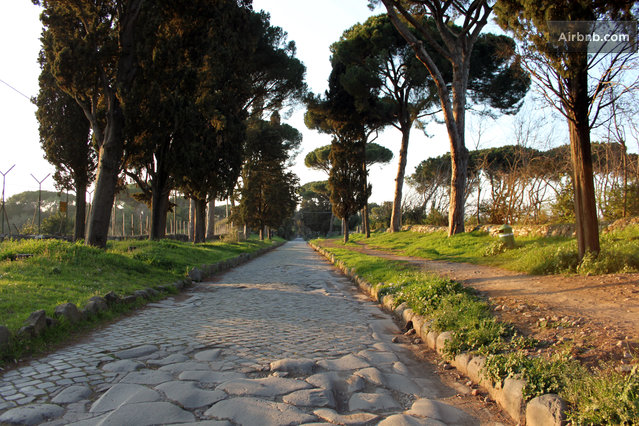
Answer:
[566,64,599,259]
[342,216,349,243]
[149,171,170,240]
[85,0,142,248]
[447,64,469,236]
[362,158,370,238]
[206,196,216,240]
[390,122,411,232]
[381,4,472,236]
[188,199,195,240]
[259,225,264,241]
[150,186,169,240]
[74,181,87,241]
[193,198,206,243]
[86,98,125,248]
[328,211,334,235]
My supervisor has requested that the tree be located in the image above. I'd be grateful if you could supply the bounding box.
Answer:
[171,5,305,243]
[329,134,370,243]
[332,14,438,232]
[35,0,146,248]
[494,0,636,258]
[298,181,333,236]
[305,142,392,234]
[373,0,529,235]
[123,0,200,240]
[305,143,393,172]
[235,116,302,240]
[35,57,95,241]
[306,58,392,241]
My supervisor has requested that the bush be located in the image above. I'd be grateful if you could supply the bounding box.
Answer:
[564,366,639,425]
[484,349,583,401]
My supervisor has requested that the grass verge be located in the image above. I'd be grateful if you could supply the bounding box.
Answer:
[0,236,280,364]
[347,223,639,275]
[312,239,639,423]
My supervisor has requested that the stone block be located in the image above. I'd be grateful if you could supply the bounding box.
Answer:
[496,378,526,422]
[412,315,425,338]
[134,290,150,300]
[84,296,108,316]
[122,295,139,305]
[436,331,454,356]
[526,394,566,426]
[426,331,439,350]
[188,267,203,282]
[452,353,472,376]
[144,288,160,298]
[393,302,408,319]
[25,310,47,336]
[402,308,415,325]
[466,355,487,386]
[104,291,120,305]
[54,303,82,324]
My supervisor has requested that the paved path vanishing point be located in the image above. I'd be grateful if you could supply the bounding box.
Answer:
[0,240,508,426]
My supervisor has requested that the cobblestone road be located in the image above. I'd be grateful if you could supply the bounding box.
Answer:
[0,241,500,425]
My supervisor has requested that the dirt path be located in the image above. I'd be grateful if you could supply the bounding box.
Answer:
[322,240,639,368]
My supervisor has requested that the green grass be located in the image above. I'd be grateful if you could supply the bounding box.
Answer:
[313,240,639,422]
[0,237,279,335]
[345,224,639,275]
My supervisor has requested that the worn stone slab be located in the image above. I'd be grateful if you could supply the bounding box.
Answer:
[305,372,342,391]
[194,348,223,361]
[166,422,231,426]
[407,398,471,424]
[178,370,245,384]
[90,384,161,413]
[217,376,311,397]
[317,354,370,371]
[114,344,158,359]
[96,401,195,426]
[357,349,399,365]
[313,408,379,425]
[101,359,145,373]
[51,385,92,404]
[205,397,315,425]
[0,403,64,425]
[156,381,227,409]
[354,367,385,386]
[349,392,401,412]
[282,388,335,408]
[378,414,445,426]
[120,369,173,385]
[347,374,366,393]
[392,362,411,376]
[526,394,566,426]
[147,353,190,366]
[158,361,210,373]
[383,373,423,395]
[270,358,316,375]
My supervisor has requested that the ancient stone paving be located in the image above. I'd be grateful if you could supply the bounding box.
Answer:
[0,240,488,425]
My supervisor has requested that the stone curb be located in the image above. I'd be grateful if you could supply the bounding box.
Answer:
[308,241,567,426]
[0,241,285,360]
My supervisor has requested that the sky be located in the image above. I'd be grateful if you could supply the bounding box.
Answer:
[1,2,635,206]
